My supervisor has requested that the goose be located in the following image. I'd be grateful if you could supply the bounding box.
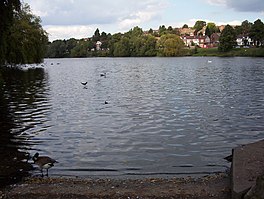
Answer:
[100,72,106,77]
[81,82,88,86]
[32,152,58,177]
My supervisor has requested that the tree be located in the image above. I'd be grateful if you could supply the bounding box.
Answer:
[113,37,130,57]
[241,20,252,36]
[205,22,219,38]
[148,28,154,34]
[5,3,48,64]
[193,20,206,32]
[92,28,100,42]
[159,25,167,36]
[218,25,237,52]
[0,0,21,64]
[182,24,188,29]
[249,19,264,47]
[157,34,185,56]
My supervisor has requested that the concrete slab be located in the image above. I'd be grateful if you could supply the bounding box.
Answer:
[232,139,264,199]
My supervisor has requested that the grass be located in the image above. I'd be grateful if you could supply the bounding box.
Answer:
[192,47,264,57]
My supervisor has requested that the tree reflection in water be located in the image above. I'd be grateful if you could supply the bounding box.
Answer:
[0,66,49,187]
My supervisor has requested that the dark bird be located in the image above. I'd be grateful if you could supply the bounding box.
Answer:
[100,72,106,77]
[224,154,233,162]
[81,82,88,85]
[32,152,58,177]
[104,101,109,104]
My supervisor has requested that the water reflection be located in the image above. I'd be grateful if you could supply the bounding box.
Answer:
[0,66,50,186]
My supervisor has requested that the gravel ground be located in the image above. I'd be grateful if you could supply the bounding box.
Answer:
[2,173,231,199]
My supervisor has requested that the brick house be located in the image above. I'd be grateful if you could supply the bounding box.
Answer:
[181,35,211,48]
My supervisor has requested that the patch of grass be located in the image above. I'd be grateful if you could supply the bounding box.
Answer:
[191,47,264,57]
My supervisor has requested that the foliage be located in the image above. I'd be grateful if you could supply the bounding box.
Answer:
[205,23,219,38]
[218,25,237,52]
[193,20,206,32]
[5,4,48,64]
[0,0,21,64]
[235,20,252,36]
[157,34,185,56]
[249,19,264,47]
[182,24,188,28]
[45,19,264,58]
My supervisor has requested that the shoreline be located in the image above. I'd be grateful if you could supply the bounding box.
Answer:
[2,172,231,199]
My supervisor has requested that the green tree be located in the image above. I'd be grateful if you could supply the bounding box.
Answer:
[92,28,100,42]
[182,24,188,28]
[159,25,167,36]
[249,19,264,47]
[46,40,67,58]
[205,22,219,38]
[241,20,252,36]
[218,25,237,52]
[148,28,154,34]
[5,4,48,64]
[157,34,185,56]
[108,33,122,56]
[193,20,206,32]
[143,35,157,56]
[113,37,130,57]
[0,0,21,64]
[71,39,93,57]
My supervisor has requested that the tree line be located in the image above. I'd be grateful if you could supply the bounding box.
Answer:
[1,1,264,63]
[46,19,264,58]
[0,1,48,65]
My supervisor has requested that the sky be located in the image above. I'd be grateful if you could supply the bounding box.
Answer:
[22,0,264,41]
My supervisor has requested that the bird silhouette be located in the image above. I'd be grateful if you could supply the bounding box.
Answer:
[100,72,106,77]
[81,82,87,85]
[32,152,58,177]
[104,101,109,104]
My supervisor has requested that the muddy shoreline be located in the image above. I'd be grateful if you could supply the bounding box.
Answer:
[2,172,231,199]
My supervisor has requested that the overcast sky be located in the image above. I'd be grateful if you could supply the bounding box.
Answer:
[22,0,264,41]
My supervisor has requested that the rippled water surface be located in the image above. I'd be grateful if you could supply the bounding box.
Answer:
[1,57,264,179]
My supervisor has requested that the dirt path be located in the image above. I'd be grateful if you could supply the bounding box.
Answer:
[2,173,231,199]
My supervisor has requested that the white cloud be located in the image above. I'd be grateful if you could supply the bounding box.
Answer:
[23,0,169,40]
[44,25,94,41]
[24,0,168,26]
[206,0,226,6]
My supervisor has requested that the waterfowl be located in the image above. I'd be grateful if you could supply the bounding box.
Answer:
[32,152,58,177]
[81,82,88,85]
[224,154,233,162]
[100,72,106,77]
[104,101,109,104]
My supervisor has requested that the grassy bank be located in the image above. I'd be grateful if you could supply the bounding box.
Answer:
[192,47,264,57]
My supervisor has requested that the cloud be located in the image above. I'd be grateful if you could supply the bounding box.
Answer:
[206,0,264,12]
[118,2,166,30]
[227,0,264,12]
[44,25,94,41]
[25,0,168,26]
[23,0,169,40]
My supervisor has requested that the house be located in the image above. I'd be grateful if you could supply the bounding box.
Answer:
[96,41,102,51]
[181,35,211,48]
[210,33,221,46]
[236,35,253,47]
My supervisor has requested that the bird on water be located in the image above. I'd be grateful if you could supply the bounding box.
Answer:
[32,152,58,177]
[81,82,87,85]
[100,72,106,77]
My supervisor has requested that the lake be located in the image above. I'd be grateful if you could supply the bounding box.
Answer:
[1,57,264,181]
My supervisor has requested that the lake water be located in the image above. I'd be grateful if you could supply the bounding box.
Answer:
[1,57,264,180]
